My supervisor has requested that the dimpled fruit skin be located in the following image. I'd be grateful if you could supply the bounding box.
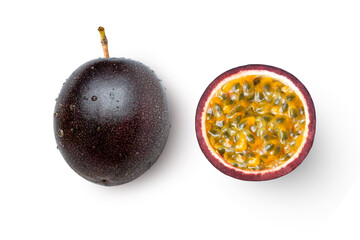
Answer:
[54,58,170,186]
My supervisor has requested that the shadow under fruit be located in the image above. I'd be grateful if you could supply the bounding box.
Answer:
[54,27,170,186]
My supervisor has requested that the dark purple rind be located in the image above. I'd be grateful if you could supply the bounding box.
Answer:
[195,64,316,181]
[54,58,170,186]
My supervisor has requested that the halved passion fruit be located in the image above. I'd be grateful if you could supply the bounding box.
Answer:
[195,65,316,181]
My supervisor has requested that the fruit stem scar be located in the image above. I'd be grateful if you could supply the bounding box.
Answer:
[98,26,109,58]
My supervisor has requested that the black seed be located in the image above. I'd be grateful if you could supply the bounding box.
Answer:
[263,134,270,141]
[225,98,234,105]
[245,107,254,116]
[244,81,251,90]
[253,77,261,86]
[233,83,241,91]
[280,130,288,141]
[290,108,298,118]
[239,121,247,130]
[214,103,222,113]
[257,92,264,101]
[263,116,271,122]
[246,134,255,143]
[277,117,285,123]
[234,115,242,123]
[217,148,225,156]
[274,98,281,105]
[235,105,244,112]
[275,146,281,154]
[248,94,255,102]
[281,102,288,112]
[265,143,274,152]
[209,129,219,136]
[239,93,245,100]
[286,94,296,101]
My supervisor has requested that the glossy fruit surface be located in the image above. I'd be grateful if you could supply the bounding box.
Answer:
[54,58,170,186]
[196,64,315,181]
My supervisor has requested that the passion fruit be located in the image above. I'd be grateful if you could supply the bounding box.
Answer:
[54,27,170,186]
[195,64,316,181]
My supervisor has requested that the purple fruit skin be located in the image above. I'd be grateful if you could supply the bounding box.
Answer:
[54,58,170,186]
[195,64,316,181]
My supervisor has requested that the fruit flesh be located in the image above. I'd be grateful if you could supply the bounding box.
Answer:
[54,58,170,186]
[205,75,306,171]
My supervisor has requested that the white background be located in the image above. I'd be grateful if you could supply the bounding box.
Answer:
[1,0,359,239]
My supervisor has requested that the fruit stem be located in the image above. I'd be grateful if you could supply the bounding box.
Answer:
[98,26,109,58]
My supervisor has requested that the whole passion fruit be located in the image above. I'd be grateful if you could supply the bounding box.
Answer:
[54,27,170,186]
[195,65,316,181]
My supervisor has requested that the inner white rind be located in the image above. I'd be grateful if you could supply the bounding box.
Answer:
[201,70,310,175]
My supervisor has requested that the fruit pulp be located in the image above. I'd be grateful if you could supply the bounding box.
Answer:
[205,75,306,170]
